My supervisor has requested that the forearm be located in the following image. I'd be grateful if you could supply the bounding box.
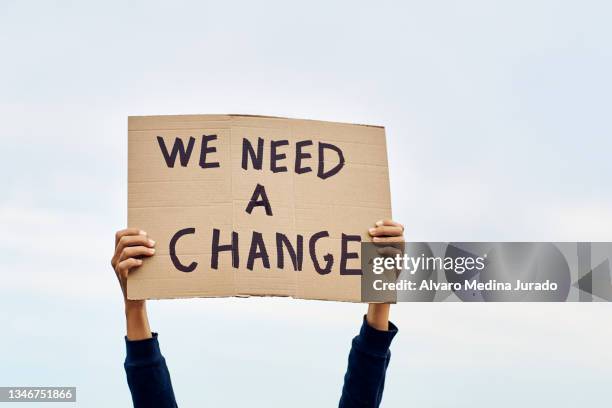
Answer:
[123,304,177,407]
[339,315,398,408]
[125,301,152,341]
[366,304,390,331]
[124,333,177,408]
[113,229,176,406]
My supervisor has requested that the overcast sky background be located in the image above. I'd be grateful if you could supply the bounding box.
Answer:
[1,1,612,407]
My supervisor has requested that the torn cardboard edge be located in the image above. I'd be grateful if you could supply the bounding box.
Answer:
[128,113,385,130]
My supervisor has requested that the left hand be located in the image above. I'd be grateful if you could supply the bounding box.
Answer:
[366,219,404,330]
[368,219,404,244]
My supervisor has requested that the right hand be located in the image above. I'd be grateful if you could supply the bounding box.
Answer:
[111,228,156,304]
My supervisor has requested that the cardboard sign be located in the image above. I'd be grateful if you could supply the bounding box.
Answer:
[127,114,391,302]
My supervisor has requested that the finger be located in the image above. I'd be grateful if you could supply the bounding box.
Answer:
[120,246,156,262]
[376,246,403,257]
[369,225,404,237]
[116,258,143,279]
[372,236,405,243]
[375,219,404,231]
[115,235,156,259]
[115,228,146,245]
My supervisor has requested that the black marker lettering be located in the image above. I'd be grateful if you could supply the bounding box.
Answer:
[157,136,196,168]
[169,227,197,272]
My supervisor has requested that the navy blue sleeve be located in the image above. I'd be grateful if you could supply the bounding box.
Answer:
[124,333,178,408]
[339,316,398,408]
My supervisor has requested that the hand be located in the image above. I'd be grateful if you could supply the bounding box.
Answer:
[111,228,156,340]
[366,219,404,331]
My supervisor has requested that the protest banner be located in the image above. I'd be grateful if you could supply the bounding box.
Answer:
[127,114,392,301]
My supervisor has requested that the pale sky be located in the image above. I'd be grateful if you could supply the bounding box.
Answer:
[1,1,612,407]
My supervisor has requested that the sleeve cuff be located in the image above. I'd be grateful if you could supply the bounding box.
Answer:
[125,332,162,365]
[357,315,398,354]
